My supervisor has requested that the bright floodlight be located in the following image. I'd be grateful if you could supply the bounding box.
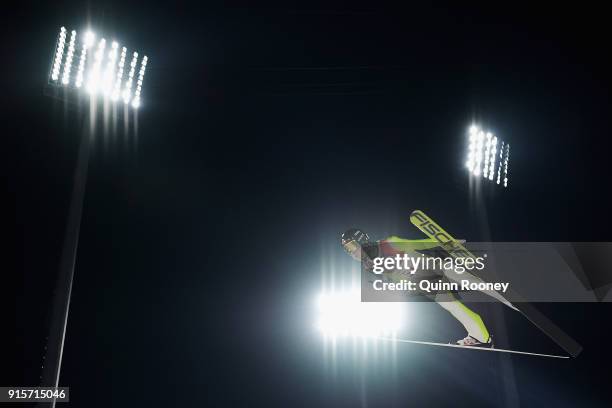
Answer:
[315,290,403,338]
[49,26,149,108]
[465,124,510,188]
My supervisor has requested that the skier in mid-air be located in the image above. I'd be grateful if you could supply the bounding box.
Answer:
[341,228,494,347]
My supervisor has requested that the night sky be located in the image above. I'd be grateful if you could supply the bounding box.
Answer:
[5,2,612,407]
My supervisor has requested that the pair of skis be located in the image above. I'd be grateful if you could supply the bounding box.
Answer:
[376,337,569,359]
[395,210,581,359]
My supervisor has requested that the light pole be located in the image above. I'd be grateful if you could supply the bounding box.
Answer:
[41,26,149,406]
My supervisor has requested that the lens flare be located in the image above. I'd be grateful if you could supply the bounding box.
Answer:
[315,290,403,338]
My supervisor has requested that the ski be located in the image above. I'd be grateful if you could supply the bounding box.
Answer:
[376,337,569,359]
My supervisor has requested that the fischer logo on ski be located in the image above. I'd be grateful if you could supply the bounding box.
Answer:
[410,210,474,260]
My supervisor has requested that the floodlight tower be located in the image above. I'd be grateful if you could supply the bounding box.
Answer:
[42,26,149,405]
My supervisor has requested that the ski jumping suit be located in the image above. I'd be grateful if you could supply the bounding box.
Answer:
[363,236,491,343]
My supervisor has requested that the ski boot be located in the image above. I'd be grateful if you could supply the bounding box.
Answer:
[456,335,494,348]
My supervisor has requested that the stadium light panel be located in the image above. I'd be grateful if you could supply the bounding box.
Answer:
[466,124,511,188]
[48,26,148,108]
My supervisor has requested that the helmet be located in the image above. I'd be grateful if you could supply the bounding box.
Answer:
[341,228,370,253]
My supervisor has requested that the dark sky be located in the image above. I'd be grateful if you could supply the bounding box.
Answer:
[5,2,612,407]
